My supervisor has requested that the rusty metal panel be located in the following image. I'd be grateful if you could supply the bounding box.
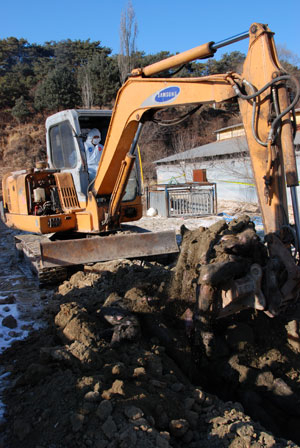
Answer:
[40,230,179,267]
[193,169,207,183]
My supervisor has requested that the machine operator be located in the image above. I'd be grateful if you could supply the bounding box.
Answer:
[84,128,104,181]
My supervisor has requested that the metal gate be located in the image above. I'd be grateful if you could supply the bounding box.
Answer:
[147,183,216,217]
[168,186,215,217]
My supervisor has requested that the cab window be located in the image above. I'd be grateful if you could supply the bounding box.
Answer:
[122,161,142,202]
[49,121,77,169]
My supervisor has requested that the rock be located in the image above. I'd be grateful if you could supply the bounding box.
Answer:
[84,391,101,402]
[272,377,293,397]
[111,362,126,376]
[68,341,100,366]
[55,303,101,346]
[193,388,206,404]
[159,431,170,441]
[149,379,166,388]
[255,370,274,389]
[62,314,98,346]
[133,367,146,377]
[119,427,137,446]
[228,354,250,383]
[101,416,117,440]
[96,400,113,421]
[258,431,276,447]
[54,302,81,329]
[132,418,150,431]
[111,379,125,394]
[94,380,103,392]
[169,419,189,438]
[156,433,170,448]
[2,315,17,329]
[39,346,74,365]
[79,402,95,415]
[124,405,144,420]
[70,413,85,432]
[102,379,125,399]
[236,423,255,439]
[286,320,300,353]
[171,382,184,392]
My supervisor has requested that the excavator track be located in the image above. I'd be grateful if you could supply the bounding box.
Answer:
[14,234,69,285]
[14,229,179,286]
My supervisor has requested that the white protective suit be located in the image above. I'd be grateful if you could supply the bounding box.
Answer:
[84,128,104,181]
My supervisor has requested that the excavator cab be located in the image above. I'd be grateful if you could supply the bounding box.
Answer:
[46,109,143,207]
[46,109,112,206]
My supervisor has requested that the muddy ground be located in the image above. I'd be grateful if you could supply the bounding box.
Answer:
[1,202,300,447]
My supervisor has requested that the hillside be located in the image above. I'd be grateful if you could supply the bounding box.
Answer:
[0,106,239,183]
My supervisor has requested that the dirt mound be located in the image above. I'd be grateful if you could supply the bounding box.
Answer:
[1,220,300,447]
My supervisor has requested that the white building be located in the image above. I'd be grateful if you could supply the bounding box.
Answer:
[154,110,300,205]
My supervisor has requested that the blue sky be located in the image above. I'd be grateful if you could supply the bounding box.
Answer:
[1,0,299,62]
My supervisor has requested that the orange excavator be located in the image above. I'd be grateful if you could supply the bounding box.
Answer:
[1,23,300,316]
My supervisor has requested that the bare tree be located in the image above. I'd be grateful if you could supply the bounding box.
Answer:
[118,1,138,84]
[80,65,94,109]
[276,44,300,67]
[171,131,199,154]
[276,45,300,107]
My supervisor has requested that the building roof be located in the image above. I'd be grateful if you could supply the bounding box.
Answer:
[155,131,300,164]
[154,136,249,164]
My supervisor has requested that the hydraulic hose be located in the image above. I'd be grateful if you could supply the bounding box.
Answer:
[231,73,300,252]
[230,74,300,146]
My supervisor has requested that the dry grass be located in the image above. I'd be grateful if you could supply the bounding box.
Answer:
[2,123,46,169]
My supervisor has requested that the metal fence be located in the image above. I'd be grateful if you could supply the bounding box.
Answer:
[146,183,217,217]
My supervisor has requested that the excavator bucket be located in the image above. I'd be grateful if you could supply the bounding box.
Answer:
[39,230,179,268]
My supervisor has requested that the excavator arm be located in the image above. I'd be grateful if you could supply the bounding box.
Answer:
[88,23,300,317]
[91,23,299,244]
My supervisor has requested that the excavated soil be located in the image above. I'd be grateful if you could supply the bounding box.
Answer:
[1,209,300,447]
